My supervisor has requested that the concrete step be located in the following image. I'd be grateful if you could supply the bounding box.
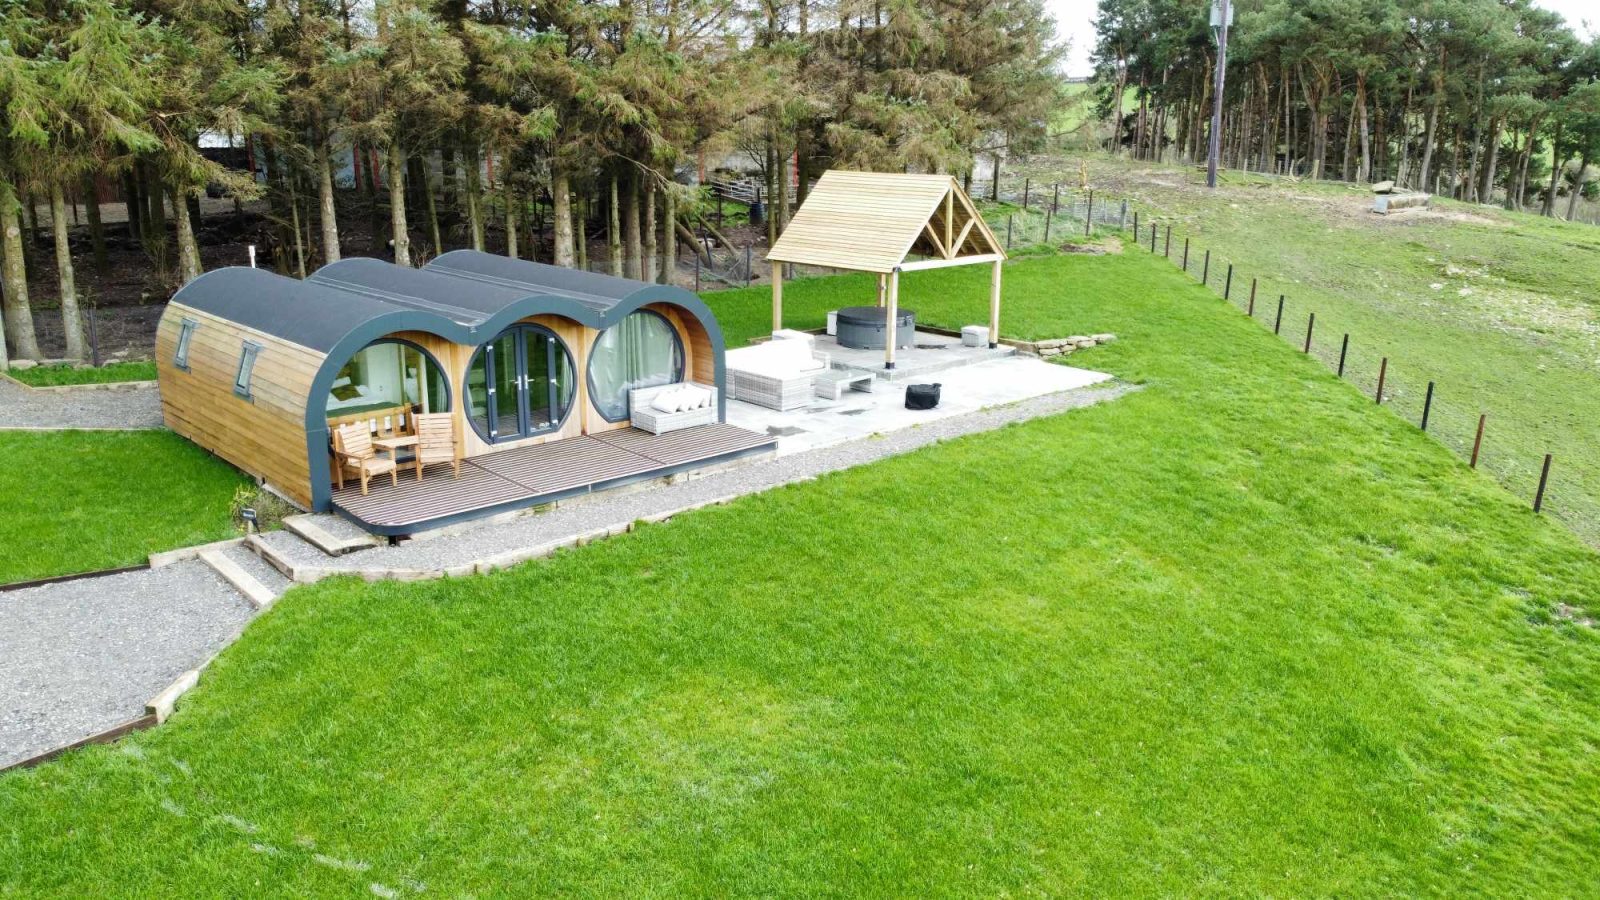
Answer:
[221,542,292,599]
[245,530,341,584]
[198,546,282,610]
[282,513,383,556]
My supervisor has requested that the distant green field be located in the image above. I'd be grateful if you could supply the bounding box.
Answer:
[1014,152,1600,546]
[5,251,1599,894]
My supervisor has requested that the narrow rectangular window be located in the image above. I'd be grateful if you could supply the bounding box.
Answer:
[234,341,261,399]
[174,318,197,371]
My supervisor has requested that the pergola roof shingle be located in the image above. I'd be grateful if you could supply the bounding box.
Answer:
[765,170,1004,274]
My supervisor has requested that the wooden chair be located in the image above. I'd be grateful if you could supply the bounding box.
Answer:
[412,412,460,481]
[333,422,399,495]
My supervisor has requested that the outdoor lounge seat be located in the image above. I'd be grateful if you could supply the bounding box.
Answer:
[412,412,461,480]
[726,336,830,411]
[333,422,399,495]
[630,382,719,434]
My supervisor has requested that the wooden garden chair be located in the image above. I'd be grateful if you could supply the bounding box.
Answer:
[333,422,399,495]
[411,412,460,481]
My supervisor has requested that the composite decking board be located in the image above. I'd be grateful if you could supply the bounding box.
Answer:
[594,423,776,466]
[470,436,661,494]
[331,425,776,531]
[332,460,528,526]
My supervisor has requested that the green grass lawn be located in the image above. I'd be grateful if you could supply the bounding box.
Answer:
[1017,152,1600,544]
[6,360,157,387]
[4,251,1600,894]
[0,431,248,583]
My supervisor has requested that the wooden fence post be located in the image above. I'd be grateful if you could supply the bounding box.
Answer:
[1471,414,1486,468]
[1376,357,1387,404]
[1182,239,1190,271]
[1224,264,1233,300]
[1202,250,1210,285]
[1421,381,1434,430]
[1164,225,1172,257]
[1274,295,1284,334]
[1304,312,1315,353]
[1534,453,1553,512]
[1337,333,1349,377]
[1248,278,1257,315]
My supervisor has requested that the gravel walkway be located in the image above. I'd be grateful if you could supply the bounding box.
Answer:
[0,560,256,768]
[0,376,163,430]
[259,381,1139,577]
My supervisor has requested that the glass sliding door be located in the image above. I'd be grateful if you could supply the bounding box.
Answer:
[465,325,575,444]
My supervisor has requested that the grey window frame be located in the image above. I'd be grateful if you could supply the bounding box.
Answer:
[174,318,198,371]
[586,309,686,423]
[234,341,262,400]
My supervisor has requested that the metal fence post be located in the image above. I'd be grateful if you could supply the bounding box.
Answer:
[1304,312,1315,353]
[1534,453,1553,512]
[1421,381,1434,430]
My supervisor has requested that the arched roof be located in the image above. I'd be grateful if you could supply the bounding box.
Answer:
[168,250,725,355]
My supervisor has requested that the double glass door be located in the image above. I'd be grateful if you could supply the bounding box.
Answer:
[468,325,574,443]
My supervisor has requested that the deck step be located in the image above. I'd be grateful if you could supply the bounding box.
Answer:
[199,547,282,610]
[282,513,383,556]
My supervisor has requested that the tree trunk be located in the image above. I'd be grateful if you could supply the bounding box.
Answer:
[608,175,623,276]
[553,168,579,264]
[121,170,141,240]
[624,175,642,280]
[660,185,676,285]
[425,160,442,256]
[576,196,588,269]
[1,180,41,360]
[1567,152,1589,220]
[1544,122,1566,217]
[171,184,203,284]
[643,182,657,281]
[144,162,168,268]
[1418,66,1443,190]
[388,141,410,266]
[1511,119,1539,211]
[464,141,484,251]
[48,185,86,359]
[317,136,341,264]
[1480,118,1501,205]
[82,174,107,272]
[504,183,518,258]
[1356,74,1371,183]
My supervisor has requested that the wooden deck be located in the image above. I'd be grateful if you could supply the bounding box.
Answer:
[331,423,776,535]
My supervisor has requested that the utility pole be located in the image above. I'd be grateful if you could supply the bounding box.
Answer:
[1206,0,1233,189]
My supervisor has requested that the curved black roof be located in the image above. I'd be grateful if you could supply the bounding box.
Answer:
[167,250,721,355]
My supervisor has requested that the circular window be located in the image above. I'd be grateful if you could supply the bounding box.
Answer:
[464,325,576,443]
[588,310,685,422]
[325,339,450,427]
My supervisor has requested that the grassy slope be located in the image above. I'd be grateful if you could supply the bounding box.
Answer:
[3,251,1600,894]
[1021,154,1600,542]
[0,431,247,583]
[6,360,157,387]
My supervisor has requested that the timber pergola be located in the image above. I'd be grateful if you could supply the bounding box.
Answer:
[765,170,1007,369]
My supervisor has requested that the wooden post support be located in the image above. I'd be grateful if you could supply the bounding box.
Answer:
[1338,333,1349,376]
[877,272,886,308]
[886,266,901,370]
[1376,357,1388,404]
[1534,453,1553,512]
[989,258,1003,349]
[1248,278,1257,315]
[1421,381,1434,430]
[1303,312,1315,353]
[1470,414,1486,468]
[1274,295,1284,334]
[771,262,783,333]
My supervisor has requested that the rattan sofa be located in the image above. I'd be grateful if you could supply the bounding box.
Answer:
[630,382,720,434]
[725,337,831,411]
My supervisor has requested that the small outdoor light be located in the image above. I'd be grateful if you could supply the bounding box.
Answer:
[240,507,259,534]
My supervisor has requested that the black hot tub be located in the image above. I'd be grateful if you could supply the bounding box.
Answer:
[836,306,915,350]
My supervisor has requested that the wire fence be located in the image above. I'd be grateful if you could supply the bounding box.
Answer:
[1035,184,1585,538]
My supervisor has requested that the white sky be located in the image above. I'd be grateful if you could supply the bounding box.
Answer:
[1045,0,1599,77]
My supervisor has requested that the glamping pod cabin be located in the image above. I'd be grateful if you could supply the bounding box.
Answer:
[156,251,772,534]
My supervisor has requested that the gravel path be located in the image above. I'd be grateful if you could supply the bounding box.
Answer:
[0,560,256,768]
[0,376,163,430]
[261,381,1140,576]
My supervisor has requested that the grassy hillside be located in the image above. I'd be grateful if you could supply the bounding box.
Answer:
[4,250,1598,895]
[1014,152,1600,545]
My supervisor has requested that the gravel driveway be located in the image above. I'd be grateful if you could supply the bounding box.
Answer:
[0,561,255,768]
[0,376,163,430]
